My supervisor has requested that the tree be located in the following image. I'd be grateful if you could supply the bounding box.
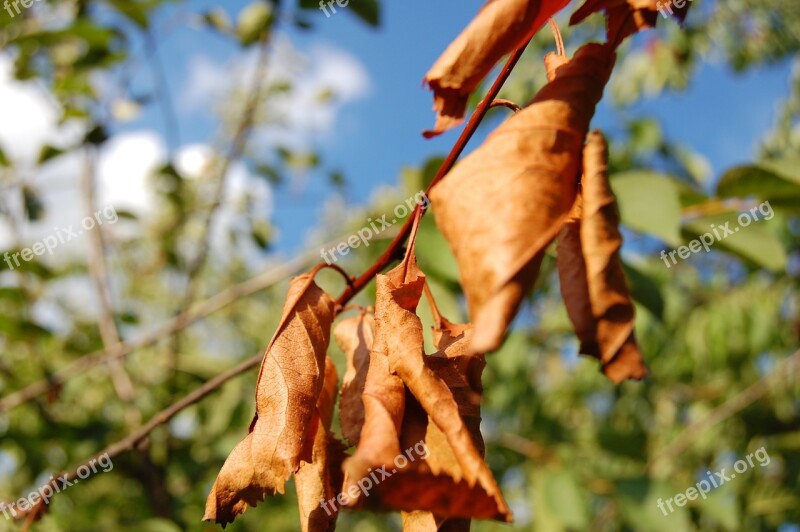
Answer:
[0,0,797,531]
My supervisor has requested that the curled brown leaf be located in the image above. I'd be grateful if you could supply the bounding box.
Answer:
[203,274,335,526]
[570,0,691,46]
[557,131,648,383]
[295,358,345,532]
[343,251,509,522]
[423,0,571,137]
[430,42,616,354]
[336,313,375,447]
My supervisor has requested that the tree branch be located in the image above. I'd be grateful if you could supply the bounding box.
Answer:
[648,349,800,472]
[14,351,264,524]
[335,36,533,308]
[81,148,138,417]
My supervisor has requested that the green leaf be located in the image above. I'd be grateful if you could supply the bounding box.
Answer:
[0,146,9,167]
[255,164,283,185]
[108,0,152,28]
[541,470,590,530]
[203,8,233,34]
[250,219,273,250]
[237,2,274,46]
[23,186,45,221]
[415,214,460,284]
[329,170,346,188]
[402,155,444,197]
[683,211,787,272]
[611,171,683,246]
[615,478,692,532]
[623,262,664,320]
[348,0,380,27]
[716,159,800,208]
[85,125,109,146]
[37,145,66,165]
[302,0,380,26]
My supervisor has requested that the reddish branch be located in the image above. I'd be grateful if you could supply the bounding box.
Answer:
[334,37,533,309]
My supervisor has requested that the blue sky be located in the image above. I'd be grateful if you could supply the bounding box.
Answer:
[69,0,800,253]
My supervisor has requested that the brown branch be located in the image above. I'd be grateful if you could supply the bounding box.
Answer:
[648,349,800,472]
[167,32,273,397]
[13,351,264,523]
[335,35,534,308]
[0,232,396,413]
[0,248,314,412]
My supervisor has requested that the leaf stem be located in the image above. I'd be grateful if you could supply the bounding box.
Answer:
[548,18,565,57]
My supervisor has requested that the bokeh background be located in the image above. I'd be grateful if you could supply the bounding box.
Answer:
[0,0,798,530]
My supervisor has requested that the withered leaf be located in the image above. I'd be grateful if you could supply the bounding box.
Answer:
[204,274,335,526]
[570,0,691,46]
[336,312,375,447]
[557,131,648,383]
[295,357,346,532]
[402,511,472,532]
[396,318,488,531]
[557,197,597,347]
[343,250,509,522]
[341,314,406,498]
[430,42,616,354]
[423,0,571,137]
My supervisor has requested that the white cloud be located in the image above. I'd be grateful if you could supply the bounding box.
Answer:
[180,38,370,147]
[96,130,165,217]
[0,55,83,165]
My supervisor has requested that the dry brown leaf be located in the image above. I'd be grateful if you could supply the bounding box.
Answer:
[342,250,509,522]
[557,131,648,383]
[341,310,407,504]
[570,0,691,46]
[423,0,571,137]
[402,511,472,532]
[557,196,597,347]
[295,357,345,532]
[376,364,501,522]
[396,318,488,531]
[336,312,375,446]
[429,317,485,455]
[430,42,616,354]
[380,256,507,519]
[203,274,335,526]
[544,52,570,81]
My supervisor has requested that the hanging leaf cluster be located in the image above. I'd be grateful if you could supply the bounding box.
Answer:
[204,0,690,529]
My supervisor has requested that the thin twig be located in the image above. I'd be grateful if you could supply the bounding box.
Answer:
[648,349,800,472]
[167,32,274,397]
[12,352,264,523]
[335,35,534,308]
[0,233,394,412]
[489,99,522,113]
[81,148,137,414]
